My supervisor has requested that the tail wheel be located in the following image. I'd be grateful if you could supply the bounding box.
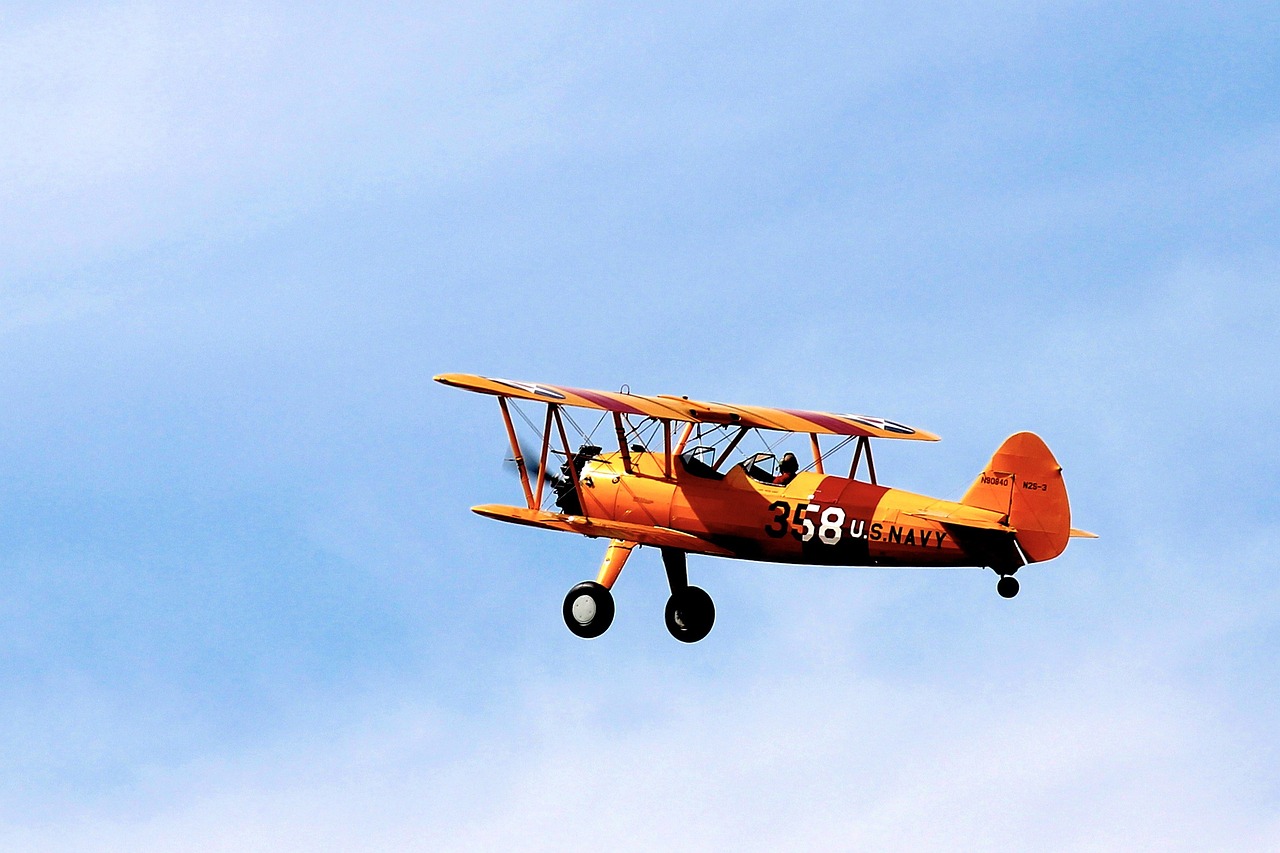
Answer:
[563,581,615,638]
[665,585,715,643]
[997,575,1020,599]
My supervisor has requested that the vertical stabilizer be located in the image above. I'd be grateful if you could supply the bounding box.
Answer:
[961,432,1071,563]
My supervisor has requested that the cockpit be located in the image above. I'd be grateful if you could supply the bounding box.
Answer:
[546,415,881,495]
[679,445,724,480]
[679,446,790,485]
[740,452,780,484]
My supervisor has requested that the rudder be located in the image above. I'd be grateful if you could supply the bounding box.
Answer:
[961,432,1071,563]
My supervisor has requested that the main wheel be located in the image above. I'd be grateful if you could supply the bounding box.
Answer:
[997,575,1020,599]
[563,581,615,638]
[664,585,715,643]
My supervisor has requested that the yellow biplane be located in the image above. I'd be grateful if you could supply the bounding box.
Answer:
[437,374,1095,642]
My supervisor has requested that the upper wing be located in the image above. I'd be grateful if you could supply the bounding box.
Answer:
[434,373,939,441]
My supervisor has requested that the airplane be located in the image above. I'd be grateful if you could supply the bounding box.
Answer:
[435,373,1095,642]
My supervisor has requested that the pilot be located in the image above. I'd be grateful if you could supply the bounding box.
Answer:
[773,452,799,485]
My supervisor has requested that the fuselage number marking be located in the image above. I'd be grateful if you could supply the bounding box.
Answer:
[766,500,851,545]
[764,500,948,549]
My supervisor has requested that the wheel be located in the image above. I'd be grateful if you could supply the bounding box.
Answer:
[563,581,615,638]
[997,575,1020,599]
[664,585,715,643]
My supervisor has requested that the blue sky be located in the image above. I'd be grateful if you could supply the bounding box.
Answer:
[1,2,1278,849]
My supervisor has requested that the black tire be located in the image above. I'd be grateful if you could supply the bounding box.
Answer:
[664,585,715,643]
[563,581,615,638]
[997,575,1020,599]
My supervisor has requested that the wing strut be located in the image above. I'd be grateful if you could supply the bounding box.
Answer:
[533,404,554,507]
[552,405,589,519]
[849,436,877,484]
[612,412,633,474]
[809,433,825,475]
[712,426,749,471]
[498,397,535,509]
[674,421,696,456]
[663,420,673,478]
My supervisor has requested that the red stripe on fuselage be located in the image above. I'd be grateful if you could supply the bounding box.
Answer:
[800,475,891,565]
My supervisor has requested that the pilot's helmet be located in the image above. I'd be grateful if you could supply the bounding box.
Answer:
[779,452,799,474]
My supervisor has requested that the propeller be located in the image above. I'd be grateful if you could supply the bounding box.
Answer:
[501,438,546,480]
[500,439,601,514]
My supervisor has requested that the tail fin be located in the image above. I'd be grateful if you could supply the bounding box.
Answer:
[961,432,1071,563]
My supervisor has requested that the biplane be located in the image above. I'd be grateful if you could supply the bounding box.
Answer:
[436,374,1095,642]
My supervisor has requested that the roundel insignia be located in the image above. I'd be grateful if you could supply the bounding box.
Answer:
[848,415,915,435]
[492,378,567,400]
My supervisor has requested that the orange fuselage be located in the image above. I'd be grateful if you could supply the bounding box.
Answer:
[578,451,1007,569]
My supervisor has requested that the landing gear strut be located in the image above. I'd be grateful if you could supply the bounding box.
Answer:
[562,539,633,639]
[997,575,1020,599]
[662,548,714,643]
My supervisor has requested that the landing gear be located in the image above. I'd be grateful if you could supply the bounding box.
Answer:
[563,581,614,638]
[562,539,634,639]
[662,548,714,643]
[562,545,716,642]
[997,575,1020,599]
[665,586,715,643]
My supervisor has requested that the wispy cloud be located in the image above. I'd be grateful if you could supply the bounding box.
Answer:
[4,639,1273,852]
[0,2,564,274]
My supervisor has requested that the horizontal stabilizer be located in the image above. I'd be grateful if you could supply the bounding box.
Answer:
[1069,528,1099,539]
[471,504,734,556]
[907,508,1014,533]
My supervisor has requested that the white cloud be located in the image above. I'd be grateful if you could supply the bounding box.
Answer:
[3,644,1272,852]
[0,2,563,274]
[0,1,1081,279]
